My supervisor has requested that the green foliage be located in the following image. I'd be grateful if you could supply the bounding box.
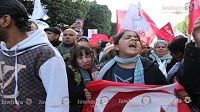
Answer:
[43,0,63,26]
[18,0,113,35]
[43,0,90,27]
[110,22,116,36]
[84,3,112,36]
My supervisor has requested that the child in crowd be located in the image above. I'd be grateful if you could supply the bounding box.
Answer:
[97,30,168,84]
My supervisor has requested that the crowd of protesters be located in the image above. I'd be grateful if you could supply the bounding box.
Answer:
[1,0,200,112]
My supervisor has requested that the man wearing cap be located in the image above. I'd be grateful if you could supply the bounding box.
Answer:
[0,0,69,112]
[44,27,61,47]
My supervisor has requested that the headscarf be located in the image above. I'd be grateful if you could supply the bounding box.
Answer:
[149,40,172,77]
[153,39,168,50]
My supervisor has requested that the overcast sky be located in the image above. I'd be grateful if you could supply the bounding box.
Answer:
[90,0,189,28]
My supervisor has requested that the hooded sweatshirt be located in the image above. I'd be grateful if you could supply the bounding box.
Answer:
[0,29,69,112]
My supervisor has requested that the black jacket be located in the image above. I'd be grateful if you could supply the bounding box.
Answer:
[102,57,168,85]
[178,43,200,109]
[66,67,92,112]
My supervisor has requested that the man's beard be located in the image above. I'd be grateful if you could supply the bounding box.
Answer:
[0,28,7,42]
[63,42,75,47]
[63,40,76,47]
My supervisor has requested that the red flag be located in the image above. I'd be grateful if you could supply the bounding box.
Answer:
[116,10,127,33]
[117,3,160,46]
[160,22,174,38]
[89,34,110,47]
[157,22,174,43]
[188,0,200,34]
[82,80,190,112]
[141,11,160,45]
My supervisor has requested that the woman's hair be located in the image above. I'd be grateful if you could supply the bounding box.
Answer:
[70,42,95,69]
[168,35,187,54]
[113,30,140,45]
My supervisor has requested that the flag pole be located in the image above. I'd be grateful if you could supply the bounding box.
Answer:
[187,34,192,44]
[187,0,194,43]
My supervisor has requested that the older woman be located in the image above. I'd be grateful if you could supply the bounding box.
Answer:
[149,40,174,78]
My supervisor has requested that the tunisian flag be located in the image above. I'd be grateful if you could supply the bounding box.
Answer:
[117,3,160,46]
[83,80,190,112]
[188,0,200,34]
[116,10,127,33]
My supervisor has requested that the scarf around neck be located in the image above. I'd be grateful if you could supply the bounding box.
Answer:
[97,54,144,84]
[79,67,92,85]
[149,51,172,64]
[149,51,172,77]
[69,65,91,86]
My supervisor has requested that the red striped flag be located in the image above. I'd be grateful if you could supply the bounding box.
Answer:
[116,10,127,33]
[83,80,190,112]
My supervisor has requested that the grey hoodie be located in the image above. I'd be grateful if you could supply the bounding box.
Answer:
[0,29,69,112]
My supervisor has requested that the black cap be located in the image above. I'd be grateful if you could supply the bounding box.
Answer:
[44,27,61,35]
[0,0,29,20]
